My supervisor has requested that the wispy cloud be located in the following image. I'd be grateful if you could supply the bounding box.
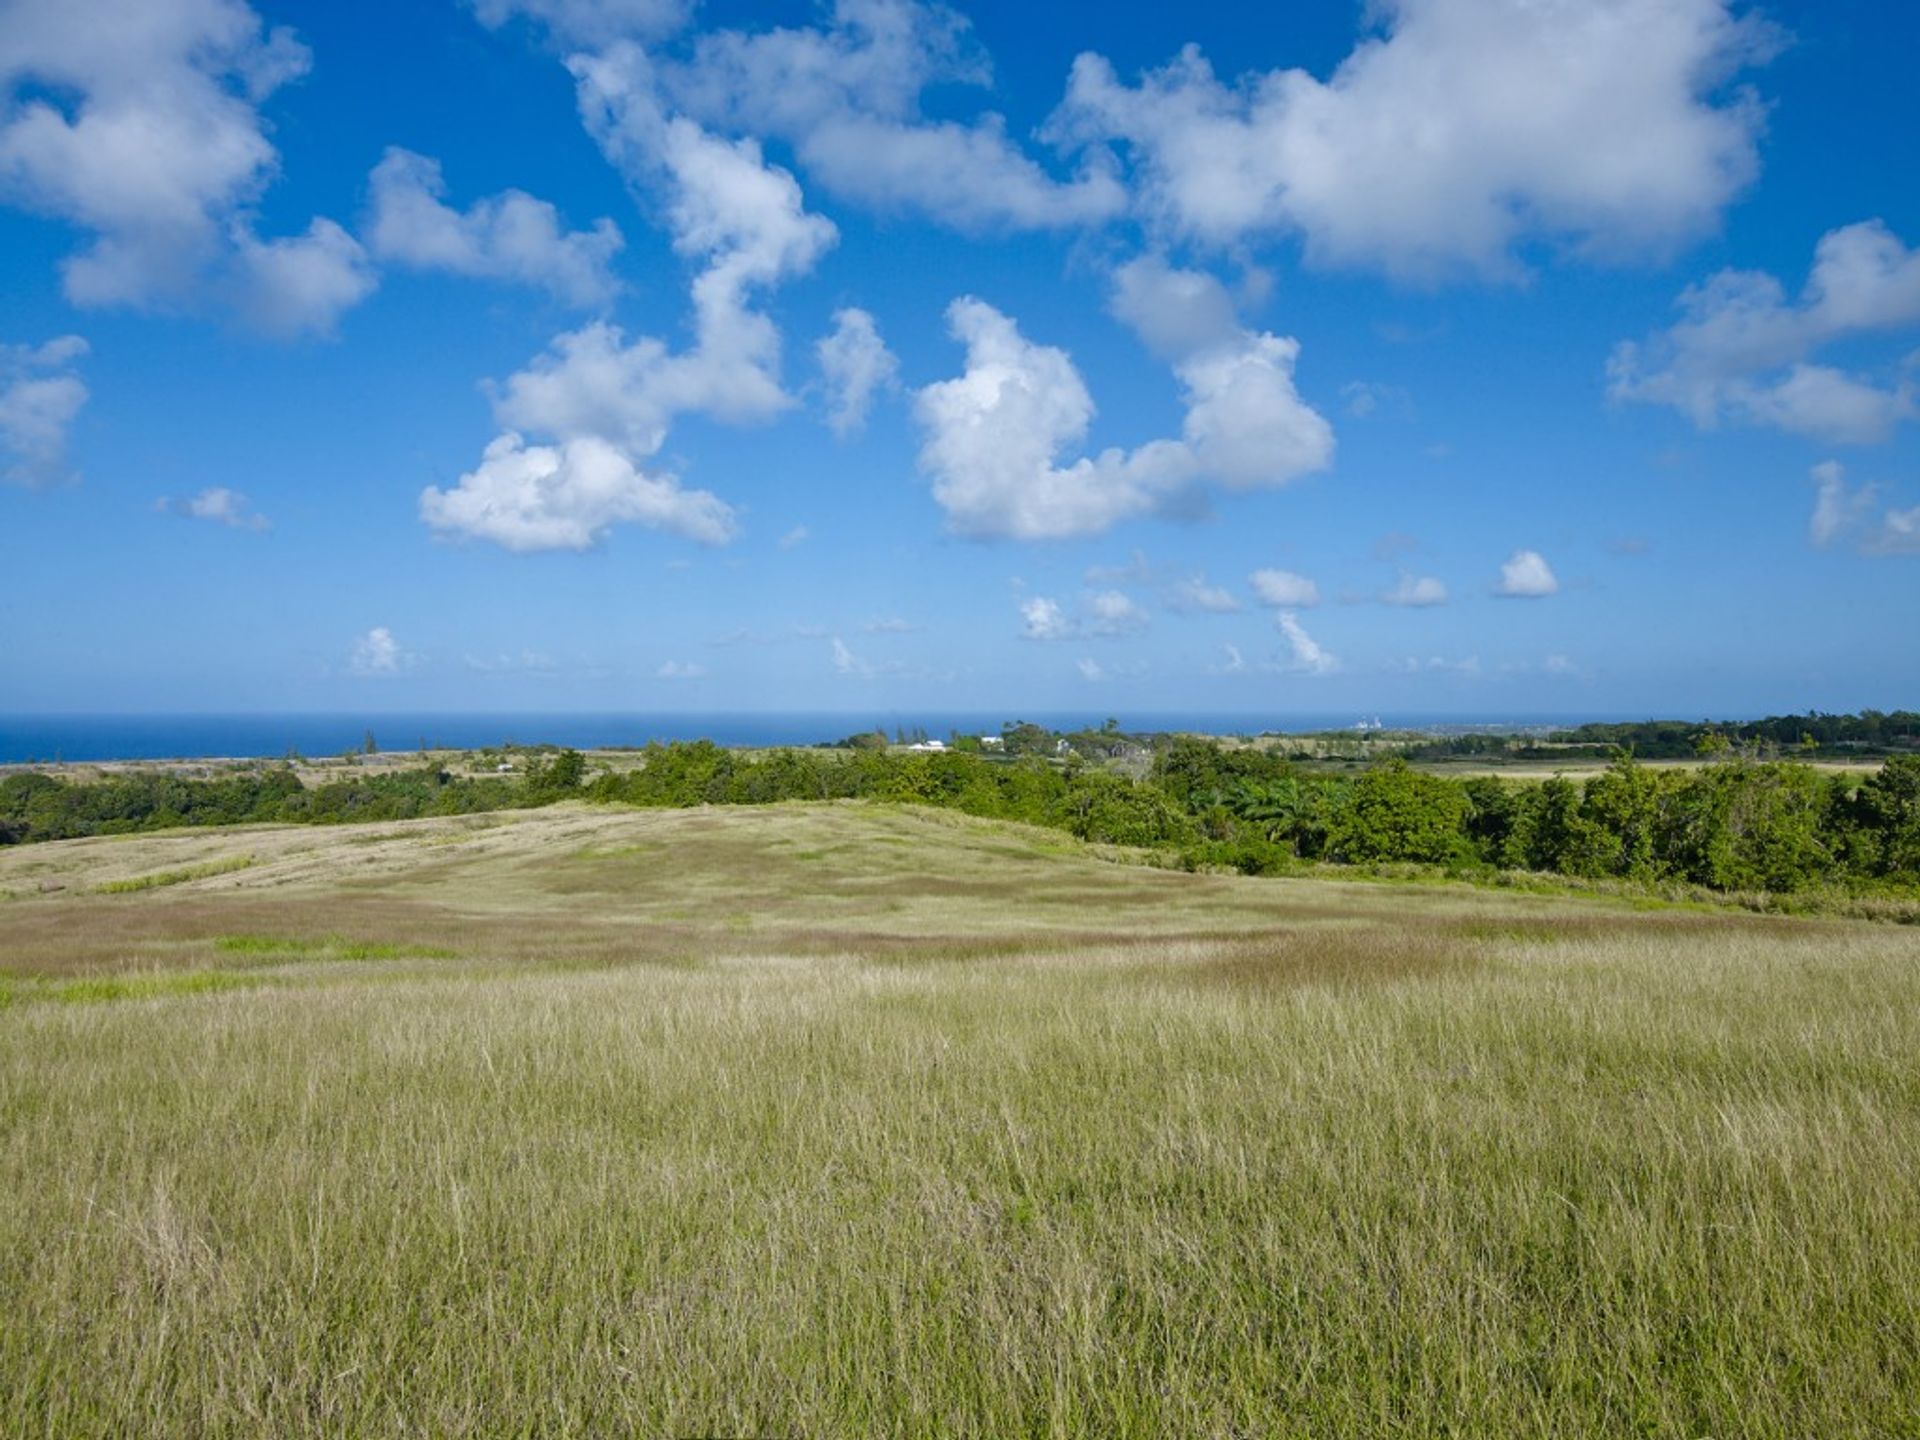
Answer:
[158,486,270,531]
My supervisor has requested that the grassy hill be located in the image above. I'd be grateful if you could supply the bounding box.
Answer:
[3,802,1917,1436]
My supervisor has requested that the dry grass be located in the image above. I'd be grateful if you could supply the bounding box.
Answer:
[2,801,1918,1436]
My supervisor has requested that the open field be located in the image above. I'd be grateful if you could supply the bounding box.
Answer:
[3,802,1919,1436]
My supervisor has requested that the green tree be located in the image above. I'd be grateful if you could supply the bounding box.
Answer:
[1324,760,1469,865]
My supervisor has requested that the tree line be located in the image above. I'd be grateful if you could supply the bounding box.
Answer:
[6,739,1917,899]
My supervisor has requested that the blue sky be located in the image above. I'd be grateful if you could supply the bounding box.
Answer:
[2,0,1916,719]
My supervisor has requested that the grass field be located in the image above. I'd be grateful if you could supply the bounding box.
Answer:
[3,801,1918,1436]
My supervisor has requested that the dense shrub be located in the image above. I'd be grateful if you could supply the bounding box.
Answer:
[7,739,1920,900]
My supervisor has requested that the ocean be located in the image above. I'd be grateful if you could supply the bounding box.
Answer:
[0,712,1607,765]
[0,710,1620,768]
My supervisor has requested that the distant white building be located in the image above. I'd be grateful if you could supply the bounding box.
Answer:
[979,735,1004,750]
[907,739,948,752]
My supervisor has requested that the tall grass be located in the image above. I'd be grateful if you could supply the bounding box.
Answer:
[94,853,255,894]
[1,805,1917,1435]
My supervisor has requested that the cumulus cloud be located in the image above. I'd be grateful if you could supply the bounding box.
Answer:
[1496,549,1559,597]
[638,0,1123,232]
[0,335,88,486]
[1807,459,1920,556]
[421,432,736,551]
[1382,573,1448,607]
[430,53,835,551]
[230,218,376,338]
[816,306,898,436]
[1108,256,1336,491]
[158,485,269,530]
[915,298,1191,539]
[1075,657,1106,681]
[366,148,623,306]
[778,524,810,549]
[1214,643,1247,674]
[349,626,408,676]
[1085,589,1149,636]
[1019,596,1071,641]
[915,291,1331,540]
[1250,568,1320,608]
[1107,254,1241,360]
[1049,0,1776,278]
[1178,333,1335,488]
[0,0,369,328]
[1274,611,1337,676]
[1610,219,1920,445]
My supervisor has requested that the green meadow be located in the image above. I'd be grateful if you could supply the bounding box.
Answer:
[3,801,1917,1436]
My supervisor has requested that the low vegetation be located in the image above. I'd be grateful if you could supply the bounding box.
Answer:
[7,724,1920,908]
[93,854,257,893]
[1,803,1916,1436]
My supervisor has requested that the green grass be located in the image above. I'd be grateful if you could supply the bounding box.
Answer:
[214,934,458,961]
[94,854,256,894]
[1,802,1917,1436]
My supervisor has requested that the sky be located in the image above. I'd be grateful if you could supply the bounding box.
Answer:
[2,0,1917,720]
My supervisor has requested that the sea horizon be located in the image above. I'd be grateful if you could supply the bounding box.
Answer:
[0,710,1658,765]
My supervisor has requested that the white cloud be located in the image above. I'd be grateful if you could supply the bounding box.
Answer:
[0,0,368,328]
[1168,576,1240,613]
[160,485,269,531]
[231,218,376,339]
[350,626,408,677]
[1085,589,1148,636]
[1050,0,1776,278]
[778,524,810,549]
[1341,381,1411,420]
[366,148,623,306]
[862,617,918,634]
[1382,573,1448,607]
[1084,550,1156,585]
[1178,333,1334,489]
[915,293,1330,540]
[1274,611,1337,676]
[1215,643,1247,674]
[0,335,87,486]
[1108,256,1336,491]
[1496,549,1559,598]
[1393,654,1480,675]
[1610,220,1920,445]
[469,0,690,46]
[1809,459,1870,548]
[1107,254,1241,360]
[465,650,560,674]
[421,432,736,551]
[1250,568,1320,608]
[831,635,872,677]
[434,58,835,551]
[656,659,707,678]
[1873,507,1920,556]
[816,306,898,436]
[1019,596,1071,641]
[641,0,1123,233]
[1808,459,1920,556]
[916,298,1192,540]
